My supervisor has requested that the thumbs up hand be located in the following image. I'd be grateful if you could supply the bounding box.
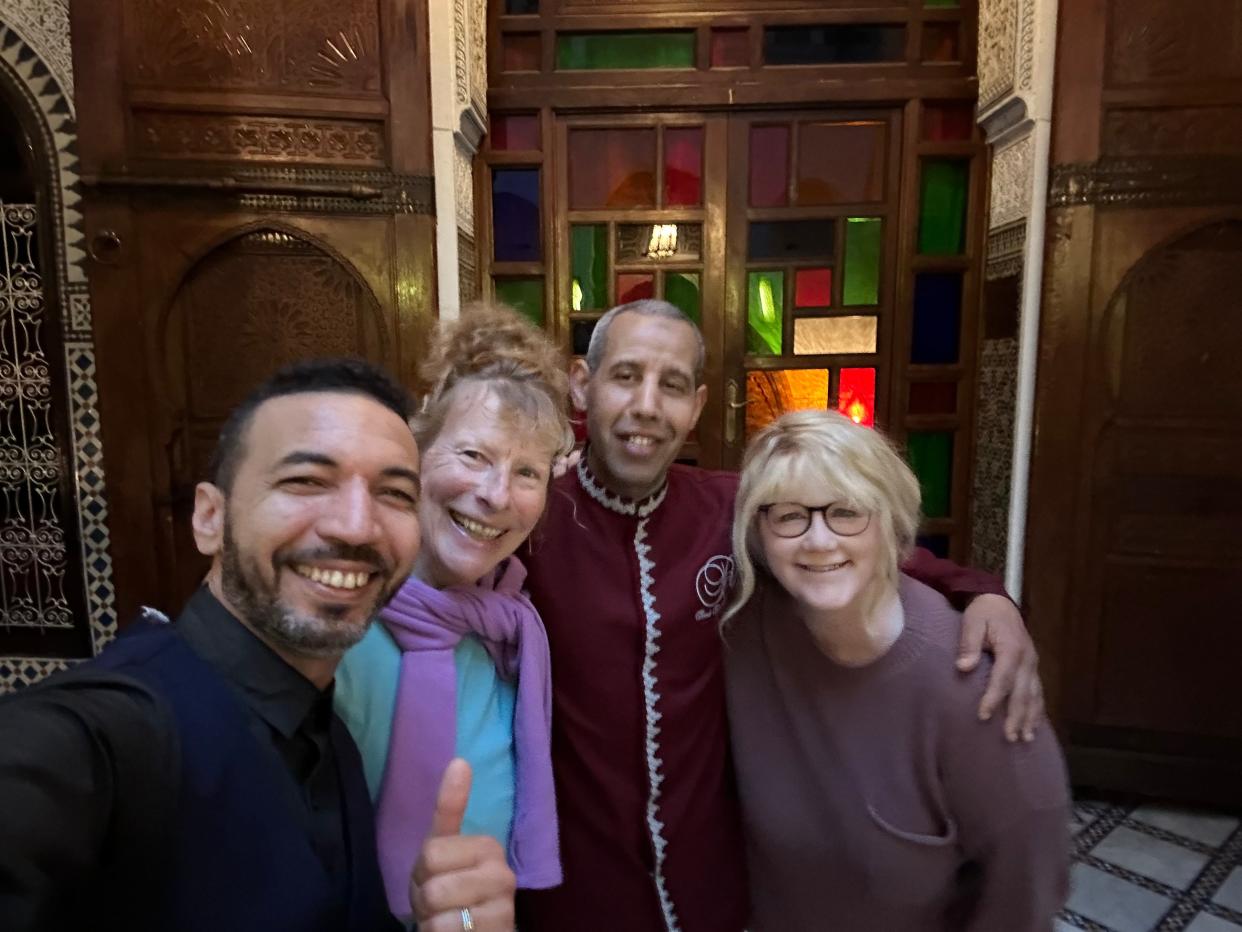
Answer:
[409,758,517,931]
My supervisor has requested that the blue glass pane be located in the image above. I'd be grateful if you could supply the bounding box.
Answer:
[572,319,598,356]
[764,24,905,65]
[492,168,541,262]
[911,273,962,364]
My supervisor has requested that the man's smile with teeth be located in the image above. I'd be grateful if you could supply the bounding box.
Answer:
[623,434,658,447]
[450,509,504,541]
[294,565,372,590]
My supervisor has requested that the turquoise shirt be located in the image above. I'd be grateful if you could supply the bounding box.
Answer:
[335,624,518,848]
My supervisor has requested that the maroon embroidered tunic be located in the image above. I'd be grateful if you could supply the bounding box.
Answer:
[518,461,1008,931]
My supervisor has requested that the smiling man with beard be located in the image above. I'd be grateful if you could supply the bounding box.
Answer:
[0,358,517,932]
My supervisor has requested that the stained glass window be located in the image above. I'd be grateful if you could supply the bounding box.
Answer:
[918,159,969,255]
[494,277,544,327]
[617,223,701,263]
[906,431,954,518]
[793,317,877,355]
[569,128,656,209]
[795,269,832,308]
[838,368,876,427]
[911,273,962,364]
[908,380,957,415]
[749,125,790,208]
[617,273,655,304]
[556,32,695,70]
[842,218,882,306]
[571,225,607,311]
[491,114,540,151]
[492,168,540,262]
[746,369,828,438]
[747,271,784,355]
[502,33,541,72]
[764,24,905,65]
[665,272,702,324]
[711,27,750,68]
[572,318,598,356]
[797,122,886,205]
[664,127,704,207]
[922,23,961,63]
[923,102,974,142]
[748,219,835,261]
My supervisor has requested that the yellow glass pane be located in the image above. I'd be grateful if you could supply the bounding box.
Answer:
[746,369,828,438]
[793,316,877,355]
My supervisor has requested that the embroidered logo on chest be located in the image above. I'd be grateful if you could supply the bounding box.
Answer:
[694,554,736,621]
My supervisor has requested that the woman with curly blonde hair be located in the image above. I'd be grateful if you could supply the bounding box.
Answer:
[335,303,572,924]
[723,409,1069,931]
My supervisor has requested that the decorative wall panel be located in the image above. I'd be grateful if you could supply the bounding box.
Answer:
[131,112,386,166]
[128,0,382,95]
[1107,0,1242,87]
[1103,108,1242,157]
[990,132,1034,228]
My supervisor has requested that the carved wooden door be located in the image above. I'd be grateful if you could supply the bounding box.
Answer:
[1027,0,1242,804]
[70,0,436,624]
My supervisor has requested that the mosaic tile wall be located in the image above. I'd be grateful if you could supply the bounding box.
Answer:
[0,16,117,692]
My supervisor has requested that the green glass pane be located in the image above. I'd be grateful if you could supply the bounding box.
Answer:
[906,431,954,519]
[918,160,969,255]
[843,217,882,306]
[556,31,695,70]
[494,277,545,327]
[665,272,701,325]
[570,224,607,311]
[747,271,783,355]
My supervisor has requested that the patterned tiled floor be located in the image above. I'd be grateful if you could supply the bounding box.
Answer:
[1062,797,1242,931]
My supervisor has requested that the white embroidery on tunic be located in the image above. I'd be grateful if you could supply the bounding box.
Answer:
[575,458,667,518]
[694,555,736,621]
[635,517,681,932]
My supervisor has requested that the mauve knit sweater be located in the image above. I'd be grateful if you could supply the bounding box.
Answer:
[725,574,1070,932]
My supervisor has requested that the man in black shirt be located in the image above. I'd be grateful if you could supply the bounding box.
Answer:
[0,359,516,931]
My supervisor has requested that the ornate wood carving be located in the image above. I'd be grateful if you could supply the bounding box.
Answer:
[978,0,1019,112]
[1107,0,1242,87]
[131,112,385,166]
[1049,156,1242,208]
[128,0,382,94]
[985,219,1026,281]
[457,228,478,304]
[1103,107,1242,157]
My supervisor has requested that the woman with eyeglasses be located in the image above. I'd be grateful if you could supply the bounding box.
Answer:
[722,409,1069,931]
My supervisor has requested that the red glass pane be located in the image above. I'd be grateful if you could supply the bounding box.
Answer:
[491,114,540,151]
[922,102,974,141]
[711,27,749,68]
[922,23,961,62]
[797,121,886,205]
[795,269,833,308]
[569,128,656,208]
[908,381,957,415]
[502,33,541,72]
[749,124,790,207]
[664,127,703,206]
[617,273,655,304]
[838,368,876,428]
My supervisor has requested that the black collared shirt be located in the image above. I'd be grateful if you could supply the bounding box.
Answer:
[0,588,383,930]
[175,588,350,895]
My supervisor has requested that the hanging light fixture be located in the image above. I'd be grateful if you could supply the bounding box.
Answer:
[644,224,679,259]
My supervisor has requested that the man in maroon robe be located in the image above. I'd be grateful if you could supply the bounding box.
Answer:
[519,301,1042,931]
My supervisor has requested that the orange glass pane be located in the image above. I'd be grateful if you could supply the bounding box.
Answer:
[838,368,876,428]
[569,128,657,208]
[746,369,828,438]
[797,121,886,205]
[502,33,541,72]
[749,124,790,207]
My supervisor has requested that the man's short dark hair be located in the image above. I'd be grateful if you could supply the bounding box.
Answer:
[207,357,411,493]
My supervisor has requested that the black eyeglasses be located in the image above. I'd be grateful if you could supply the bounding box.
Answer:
[758,502,871,539]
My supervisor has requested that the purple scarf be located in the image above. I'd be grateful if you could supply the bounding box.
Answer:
[374,557,561,916]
